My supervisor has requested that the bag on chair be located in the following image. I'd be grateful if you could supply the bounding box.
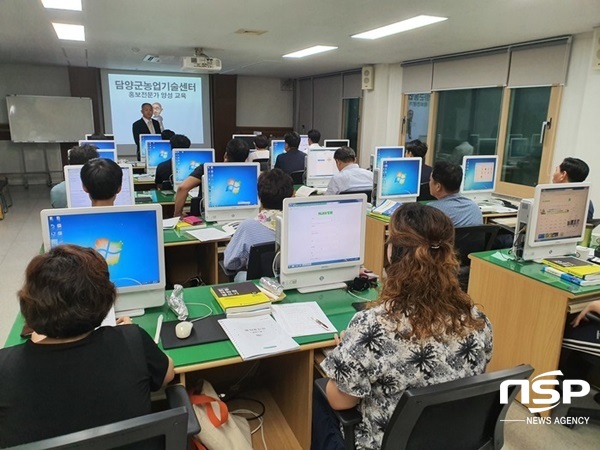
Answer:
[189,380,252,450]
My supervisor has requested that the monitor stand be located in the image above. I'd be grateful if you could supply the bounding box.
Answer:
[115,288,165,317]
[115,308,145,318]
[297,282,347,294]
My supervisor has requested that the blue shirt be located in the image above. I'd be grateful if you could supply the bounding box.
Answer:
[325,164,373,195]
[50,182,67,208]
[223,219,275,272]
[429,193,483,227]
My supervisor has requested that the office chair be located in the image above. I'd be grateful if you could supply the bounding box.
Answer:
[314,364,534,450]
[454,224,501,291]
[8,384,201,450]
[247,241,277,279]
[339,189,372,204]
[253,158,270,172]
[290,170,305,185]
[417,181,435,202]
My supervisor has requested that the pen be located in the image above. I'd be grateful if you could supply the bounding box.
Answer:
[312,317,330,331]
[154,314,164,344]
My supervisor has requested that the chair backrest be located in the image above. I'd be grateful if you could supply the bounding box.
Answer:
[417,181,435,202]
[340,189,372,203]
[381,365,534,450]
[290,170,305,185]
[12,407,189,450]
[253,158,270,172]
[247,241,277,279]
[454,224,501,267]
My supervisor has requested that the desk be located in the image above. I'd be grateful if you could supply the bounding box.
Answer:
[468,250,600,412]
[133,178,156,191]
[364,210,518,276]
[5,285,377,449]
[135,189,191,219]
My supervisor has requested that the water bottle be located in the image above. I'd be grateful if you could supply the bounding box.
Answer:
[259,277,284,296]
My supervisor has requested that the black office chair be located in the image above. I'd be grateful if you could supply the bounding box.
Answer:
[8,384,201,450]
[290,170,305,185]
[253,158,270,172]
[417,181,435,201]
[247,241,277,279]
[339,189,372,204]
[454,224,501,291]
[314,364,534,450]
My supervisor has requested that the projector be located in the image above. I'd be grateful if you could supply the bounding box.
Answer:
[182,56,222,72]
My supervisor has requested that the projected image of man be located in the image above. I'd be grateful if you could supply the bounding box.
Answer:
[132,103,162,161]
[152,102,164,132]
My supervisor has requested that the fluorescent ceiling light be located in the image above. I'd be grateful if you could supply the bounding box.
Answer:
[42,0,82,11]
[52,23,85,41]
[283,45,338,58]
[352,15,447,40]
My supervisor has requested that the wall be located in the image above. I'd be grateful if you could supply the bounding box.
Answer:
[237,76,293,128]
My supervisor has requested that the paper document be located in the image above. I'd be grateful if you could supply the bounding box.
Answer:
[271,301,337,337]
[218,315,299,360]
[185,227,230,242]
[162,217,179,229]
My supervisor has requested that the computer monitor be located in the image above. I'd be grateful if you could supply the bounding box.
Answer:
[324,139,350,148]
[512,183,591,261]
[299,134,309,153]
[40,204,166,315]
[271,140,286,168]
[202,163,260,222]
[78,140,117,158]
[232,134,256,150]
[172,148,215,188]
[305,147,338,188]
[146,140,172,175]
[377,158,422,203]
[373,146,405,170]
[278,194,366,293]
[84,134,114,140]
[138,134,162,161]
[460,155,498,202]
[96,149,117,161]
[64,164,135,208]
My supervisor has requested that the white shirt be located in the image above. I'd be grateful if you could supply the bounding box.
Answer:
[145,118,156,134]
[247,149,270,162]
[325,163,373,195]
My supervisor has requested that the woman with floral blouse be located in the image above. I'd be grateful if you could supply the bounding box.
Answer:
[313,203,493,450]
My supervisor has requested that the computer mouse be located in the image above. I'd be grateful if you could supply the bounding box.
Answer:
[175,321,194,339]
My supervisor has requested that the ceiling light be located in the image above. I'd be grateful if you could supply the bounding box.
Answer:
[42,0,82,11]
[283,45,338,58]
[52,23,85,41]
[352,15,447,40]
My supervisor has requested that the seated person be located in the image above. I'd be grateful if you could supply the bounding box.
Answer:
[173,138,250,217]
[154,133,191,189]
[307,129,321,150]
[405,139,432,184]
[50,144,99,208]
[553,157,594,222]
[274,131,306,175]
[0,244,174,447]
[325,146,373,195]
[247,134,270,162]
[313,203,492,450]
[223,168,293,281]
[573,300,600,327]
[80,158,123,207]
[429,161,483,227]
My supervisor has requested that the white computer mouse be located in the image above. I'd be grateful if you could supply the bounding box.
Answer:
[175,321,194,339]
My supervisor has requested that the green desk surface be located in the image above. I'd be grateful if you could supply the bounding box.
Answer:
[163,222,230,245]
[471,249,600,296]
[4,285,378,370]
[135,189,175,204]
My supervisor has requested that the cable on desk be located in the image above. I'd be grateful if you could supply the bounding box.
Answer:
[228,397,266,420]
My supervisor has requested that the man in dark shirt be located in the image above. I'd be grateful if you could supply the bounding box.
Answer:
[274,131,306,175]
[132,103,162,161]
[154,133,190,189]
[405,139,432,184]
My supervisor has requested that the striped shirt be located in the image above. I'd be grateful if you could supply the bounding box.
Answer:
[223,219,275,272]
[429,193,483,227]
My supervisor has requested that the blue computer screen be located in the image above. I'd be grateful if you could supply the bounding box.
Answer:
[206,165,259,208]
[173,150,214,183]
[147,141,172,167]
[462,156,497,193]
[97,150,116,161]
[44,210,161,288]
[271,141,286,166]
[375,147,405,170]
[79,140,116,150]
[139,134,162,158]
[380,159,420,197]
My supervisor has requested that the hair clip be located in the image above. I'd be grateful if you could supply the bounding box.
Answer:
[430,243,441,249]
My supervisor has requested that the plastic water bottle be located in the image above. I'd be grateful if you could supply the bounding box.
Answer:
[259,277,284,296]
[591,224,600,250]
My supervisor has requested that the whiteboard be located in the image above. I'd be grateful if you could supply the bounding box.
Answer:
[6,95,94,142]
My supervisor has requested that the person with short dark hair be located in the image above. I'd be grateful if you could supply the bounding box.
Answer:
[223,168,294,280]
[429,161,482,227]
[553,157,594,221]
[307,129,321,149]
[325,146,373,195]
[0,244,175,447]
[173,138,250,217]
[51,144,99,208]
[406,139,432,183]
[80,158,123,207]
[160,129,175,141]
[274,131,306,175]
[247,134,270,162]
[132,102,161,161]
[155,133,191,189]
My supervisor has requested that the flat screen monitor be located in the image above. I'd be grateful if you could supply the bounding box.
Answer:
[138,134,162,161]
[279,194,366,293]
[373,146,405,170]
[95,149,117,161]
[172,148,215,187]
[512,183,591,261]
[40,205,166,315]
[79,139,116,150]
[202,162,260,222]
[377,157,421,203]
[232,134,256,150]
[146,140,172,174]
[84,134,114,140]
[64,164,135,208]
[271,140,286,168]
[299,134,309,153]
[306,147,338,188]
[460,155,498,202]
[324,139,350,148]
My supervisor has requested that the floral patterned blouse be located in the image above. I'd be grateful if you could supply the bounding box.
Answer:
[321,304,493,450]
